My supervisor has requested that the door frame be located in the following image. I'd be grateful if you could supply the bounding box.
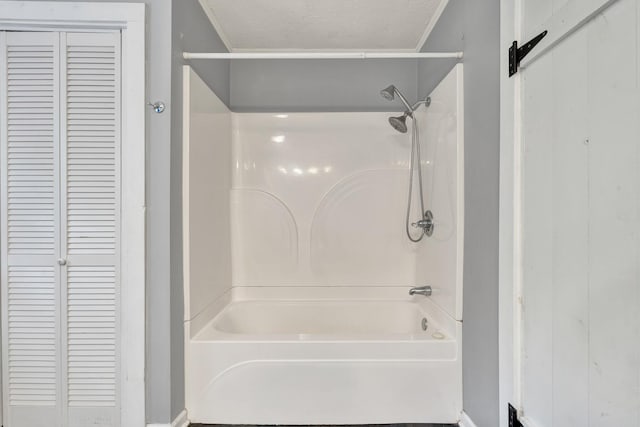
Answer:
[498,0,520,425]
[0,2,146,426]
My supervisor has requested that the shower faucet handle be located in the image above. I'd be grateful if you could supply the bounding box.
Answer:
[412,219,431,228]
[411,210,435,237]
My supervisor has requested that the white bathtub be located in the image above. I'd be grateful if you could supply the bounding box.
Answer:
[186,289,462,425]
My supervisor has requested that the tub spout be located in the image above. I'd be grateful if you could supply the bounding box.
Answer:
[409,286,432,297]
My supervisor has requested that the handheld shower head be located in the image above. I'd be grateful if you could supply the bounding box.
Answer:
[380,84,414,114]
[380,85,396,101]
[389,113,409,133]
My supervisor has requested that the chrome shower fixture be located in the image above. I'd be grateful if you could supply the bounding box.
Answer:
[380,84,433,243]
[380,84,414,114]
[388,113,409,134]
[380,85,395,101]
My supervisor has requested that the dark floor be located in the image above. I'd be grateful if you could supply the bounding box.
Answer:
[191,424,458,427]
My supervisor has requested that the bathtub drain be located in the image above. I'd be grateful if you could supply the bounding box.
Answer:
[421,318,428,331]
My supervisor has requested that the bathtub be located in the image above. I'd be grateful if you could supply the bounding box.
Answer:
[185,288,462,425]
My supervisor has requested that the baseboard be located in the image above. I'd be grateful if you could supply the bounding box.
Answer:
[146,409,189,427]
[459,410,479,427]
[172,409,189,427]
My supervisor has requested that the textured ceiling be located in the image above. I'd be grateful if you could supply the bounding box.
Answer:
[200,0,449,52]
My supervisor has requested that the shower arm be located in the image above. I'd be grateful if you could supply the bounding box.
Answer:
[398,96,432,118]
[410,97,432,112]
[393,88,415,115]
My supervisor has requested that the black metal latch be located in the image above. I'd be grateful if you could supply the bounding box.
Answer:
[509,30,548,77]
[509,404,524,427]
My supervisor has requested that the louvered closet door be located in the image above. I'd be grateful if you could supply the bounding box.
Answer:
[0,31,62,427]
[0,31,121,427]
[61,32,121,427]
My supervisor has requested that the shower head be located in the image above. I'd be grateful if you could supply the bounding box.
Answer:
[380,85,396,101]
[380,84,414,114]
[389,113,409,133]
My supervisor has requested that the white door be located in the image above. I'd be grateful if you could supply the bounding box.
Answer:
[0,31,121,427]
[501,0,640,426]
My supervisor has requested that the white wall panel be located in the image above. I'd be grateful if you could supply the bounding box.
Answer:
[231,189,298,285]
[182,67,232,324]
[230,67,463,319]
[309,169,411,285]
[231,112,418,287]
[415,64,464,320]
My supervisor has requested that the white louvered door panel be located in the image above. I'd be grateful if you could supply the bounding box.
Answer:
[0,32,62,427]
[1,31,122,427]
[61,32,120,427]
[0,33,61,427]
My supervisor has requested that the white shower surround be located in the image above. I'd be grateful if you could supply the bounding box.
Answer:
[183,65,464,424]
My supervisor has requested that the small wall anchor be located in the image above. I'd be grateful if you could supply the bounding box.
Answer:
[148,101,166,114]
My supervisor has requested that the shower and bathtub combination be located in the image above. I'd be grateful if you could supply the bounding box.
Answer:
[182,64,464,424]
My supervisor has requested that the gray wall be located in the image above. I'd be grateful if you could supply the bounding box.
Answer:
[417,1,464,96]
[229,59,418,112]
[418,1,500,426]
[170,0,230,421]
[174,3,230,106]
[141,1,173,423]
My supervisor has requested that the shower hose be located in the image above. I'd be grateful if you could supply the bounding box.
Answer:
[406,117,426,243]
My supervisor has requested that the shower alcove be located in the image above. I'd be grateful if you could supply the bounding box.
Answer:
[182,63,464,425]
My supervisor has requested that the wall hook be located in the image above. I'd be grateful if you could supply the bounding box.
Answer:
[148,101,166,114]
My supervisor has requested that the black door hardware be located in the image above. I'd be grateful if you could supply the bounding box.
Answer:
[509,30,548,77]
